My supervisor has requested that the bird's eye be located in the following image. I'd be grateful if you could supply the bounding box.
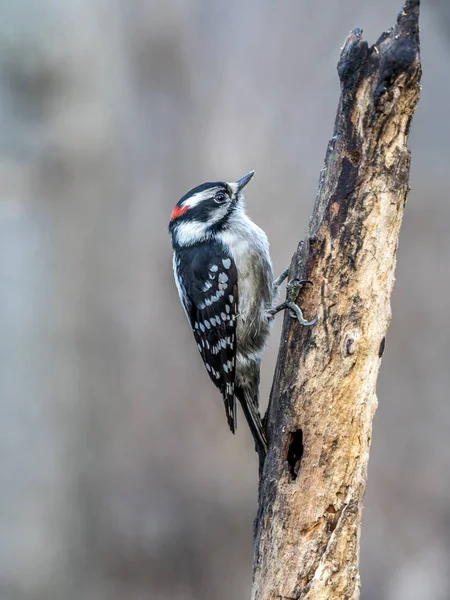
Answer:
[214,192,227,204]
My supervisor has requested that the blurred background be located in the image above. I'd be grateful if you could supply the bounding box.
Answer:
[0,1,448,599]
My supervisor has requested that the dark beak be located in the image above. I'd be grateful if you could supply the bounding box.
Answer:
[235,170,255,192]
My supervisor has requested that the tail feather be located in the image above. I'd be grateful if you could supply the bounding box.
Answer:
[224,387,237,434]
[235,386,268,466]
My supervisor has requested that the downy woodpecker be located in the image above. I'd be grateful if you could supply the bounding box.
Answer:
[169,172,315,465]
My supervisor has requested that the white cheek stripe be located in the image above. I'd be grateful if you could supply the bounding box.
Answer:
[175,220,211,246]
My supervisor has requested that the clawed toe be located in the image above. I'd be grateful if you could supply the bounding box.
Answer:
[270,278,317,327]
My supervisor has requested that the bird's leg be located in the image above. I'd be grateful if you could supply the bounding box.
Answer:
[269,278,317,327]
[272,267,289,297]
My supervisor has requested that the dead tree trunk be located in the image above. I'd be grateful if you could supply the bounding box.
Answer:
[252,2,421,599]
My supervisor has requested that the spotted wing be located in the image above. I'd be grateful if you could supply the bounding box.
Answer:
[175,243,238,432]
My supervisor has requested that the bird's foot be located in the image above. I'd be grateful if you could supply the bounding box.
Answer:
[269,278,317,327]
[272,267,289,296]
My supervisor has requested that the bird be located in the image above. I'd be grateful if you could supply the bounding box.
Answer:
[168,171,316,467]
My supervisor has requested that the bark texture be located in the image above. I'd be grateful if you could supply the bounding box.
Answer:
[252,2,421,599]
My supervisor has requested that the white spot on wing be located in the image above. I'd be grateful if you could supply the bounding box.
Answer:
[210,264,218,272]
[218,272,228,284]
[222,258,231,269]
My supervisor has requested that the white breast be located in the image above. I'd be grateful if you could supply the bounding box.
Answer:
[218,213,273,336]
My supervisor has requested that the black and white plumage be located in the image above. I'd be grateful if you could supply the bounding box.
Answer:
[173,242,239,430]
[169,171,273,464]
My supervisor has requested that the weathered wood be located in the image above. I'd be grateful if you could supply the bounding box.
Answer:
[252,2,421,599]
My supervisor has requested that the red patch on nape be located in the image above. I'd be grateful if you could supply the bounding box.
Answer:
[170,204,190,221]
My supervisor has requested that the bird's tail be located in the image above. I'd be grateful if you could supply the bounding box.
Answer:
[224,386,237,434]
[235,385,268,469]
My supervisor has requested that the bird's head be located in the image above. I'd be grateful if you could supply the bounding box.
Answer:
[168,171,255,247]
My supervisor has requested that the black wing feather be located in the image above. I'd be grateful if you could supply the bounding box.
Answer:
[175,243,238,432]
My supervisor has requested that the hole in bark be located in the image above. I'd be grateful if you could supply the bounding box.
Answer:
[378,336,386,358]
[287,429,304,480]
[349,149,361,164]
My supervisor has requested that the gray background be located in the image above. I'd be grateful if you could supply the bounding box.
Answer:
[0,1,449,599]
